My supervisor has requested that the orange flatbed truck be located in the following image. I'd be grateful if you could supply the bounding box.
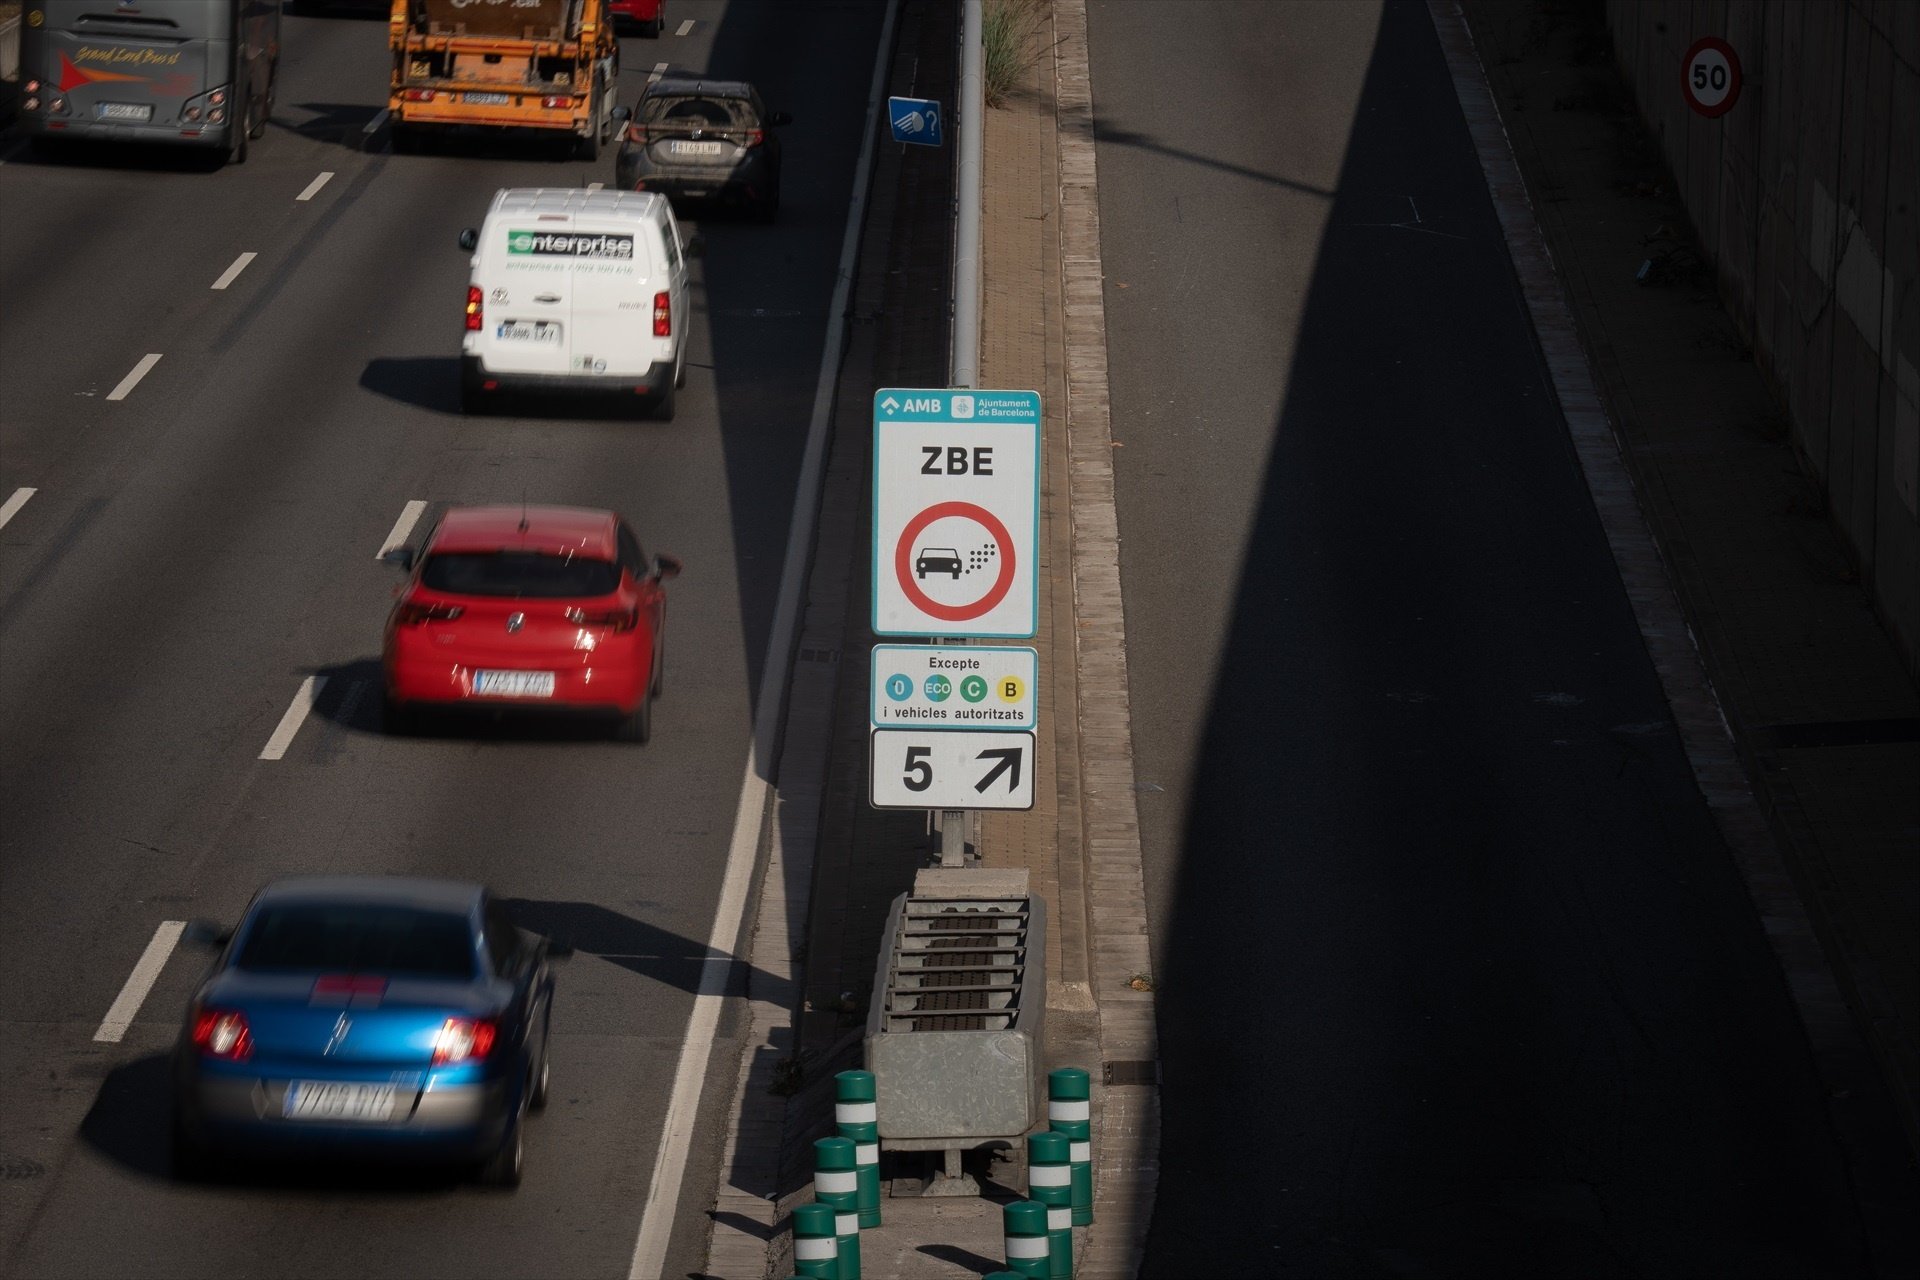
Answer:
[388,0,620,158]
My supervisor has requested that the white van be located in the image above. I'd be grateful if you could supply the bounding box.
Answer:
[458,188,696,419]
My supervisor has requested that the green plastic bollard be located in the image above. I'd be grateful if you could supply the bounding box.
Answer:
[792,1202,839,1279]
[834,1069,882,1228]
[813,1136,862,1280]
[1002,1200,1051,1278]
[1027,1131,1074,1279]
[1048,1067,1094,1226]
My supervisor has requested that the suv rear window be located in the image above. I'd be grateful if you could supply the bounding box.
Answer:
[642,95,756,128]
[236,905,476,979]
[421,552,620,598]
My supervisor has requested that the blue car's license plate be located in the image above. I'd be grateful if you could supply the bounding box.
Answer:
[284,1081,397,1122]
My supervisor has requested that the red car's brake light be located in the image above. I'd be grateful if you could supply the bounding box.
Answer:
[652,291,671,338]
[191,1008,253,1061]
[566,605,640,632]
[464,285,483,332]
[395,601,465,625]
[432,1017,498,1065]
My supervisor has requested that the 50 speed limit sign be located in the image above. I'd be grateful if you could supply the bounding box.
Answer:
[1682,36,1741,118]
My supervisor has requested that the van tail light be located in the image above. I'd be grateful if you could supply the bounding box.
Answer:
[567,605,639,632]
[432,1017,498,1065]
[465,285,483,331]
[191,1009,253,1061]
[395,600,465,625]
[403,89,435,103]
[652,291,670,338]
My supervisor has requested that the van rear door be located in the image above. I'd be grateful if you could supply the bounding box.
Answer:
[475,219,581,377]
[564,220,655,378]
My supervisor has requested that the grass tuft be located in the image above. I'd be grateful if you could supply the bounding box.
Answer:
[982,0,1047,108]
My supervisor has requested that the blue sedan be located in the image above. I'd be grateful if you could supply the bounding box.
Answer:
[171,877,567,1186]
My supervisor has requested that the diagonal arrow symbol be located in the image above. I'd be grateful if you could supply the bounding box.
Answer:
[974,747,1023,794]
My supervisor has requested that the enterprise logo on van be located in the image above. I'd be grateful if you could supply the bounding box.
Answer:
[505,231,635,259]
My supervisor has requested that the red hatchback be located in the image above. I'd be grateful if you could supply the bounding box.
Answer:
[382,506,679,742]
[609,0,667,37]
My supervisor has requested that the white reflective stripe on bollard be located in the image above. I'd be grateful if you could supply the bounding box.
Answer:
[836,1213,859,1235]
[855,1142,880,1163]
[814,1170,859,1194]
[1048,1206,1072,1229]
[836,1101,878,1123]
[794,1239,837,1261]
[1029,1164,1071,1186]
[1070,1141,1091,1162]
[1005,1237,1051,1259]
[1048,1099,1090,1121]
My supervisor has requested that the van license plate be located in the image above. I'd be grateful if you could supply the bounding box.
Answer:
[464,92,511,106]
[669,140,725,156]
[496,321,561,343]
[96,102,153,123]
[473,670,556,698]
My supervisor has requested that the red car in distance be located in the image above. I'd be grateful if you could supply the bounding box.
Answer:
[609,0,668,37]
[382,506,679,742]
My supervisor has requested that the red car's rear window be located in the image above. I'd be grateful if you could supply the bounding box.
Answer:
[421,552,619,599]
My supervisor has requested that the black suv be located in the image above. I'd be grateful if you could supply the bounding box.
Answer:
[612,78,791,221]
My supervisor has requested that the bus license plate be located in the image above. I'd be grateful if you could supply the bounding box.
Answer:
[96,102,154,123]
[465,92,511,106]
[496,321,561,343]
[284,1081,396,1122]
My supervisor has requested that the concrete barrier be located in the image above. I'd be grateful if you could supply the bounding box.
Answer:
[1606,1,1919,677]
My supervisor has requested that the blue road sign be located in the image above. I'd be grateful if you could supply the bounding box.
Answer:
[887,96,944,147]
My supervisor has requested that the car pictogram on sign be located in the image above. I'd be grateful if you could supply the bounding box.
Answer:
[915,547,963,579]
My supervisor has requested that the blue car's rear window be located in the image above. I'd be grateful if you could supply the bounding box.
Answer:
[235,905,477,979]
[421,552,619,599]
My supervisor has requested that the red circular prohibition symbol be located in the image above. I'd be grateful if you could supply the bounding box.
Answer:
[1681,36,1742,119]
[894,501,1017,623]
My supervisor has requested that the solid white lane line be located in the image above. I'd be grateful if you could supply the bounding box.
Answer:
[93,921,186,1043]
[625,2,902,1276]
[647,61,669,86]
[210,251,258,291]
[364,107,390,136]
[106,353,163,402]
[376,499,428,560]
[675,18,694,36]
[296,171,334,202]
[0,487,36,531]
[259,675,327,760]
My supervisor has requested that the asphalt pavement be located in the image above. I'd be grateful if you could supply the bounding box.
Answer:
[1086,1,1908,1274]
[0,3,882,1276]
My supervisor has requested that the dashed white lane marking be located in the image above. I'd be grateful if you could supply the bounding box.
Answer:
[210,251,257,291]
[376,499,427,559]
[648,61,669,86]
[296,171,334,202]
[106,354,162,402]
[93,921,186,1043]
[587,181,604,192]
[363,108,390,136]
[0,487,36,531]
[259,675,327,760]
[675,18,694,35]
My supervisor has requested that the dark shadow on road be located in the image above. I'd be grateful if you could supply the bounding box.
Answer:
[501,898,754,998]
[1090,125,1338,198]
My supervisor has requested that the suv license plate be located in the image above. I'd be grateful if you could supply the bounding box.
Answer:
[464,92,511,106]
[496,321,561,343]
[669,140,725,156]
[474,670,556,698]
[284,1082,396,1122]
[96,102,154,123]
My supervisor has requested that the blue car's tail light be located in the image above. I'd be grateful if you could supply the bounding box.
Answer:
[432,1017,497,1065]
[192,1008,254,1060]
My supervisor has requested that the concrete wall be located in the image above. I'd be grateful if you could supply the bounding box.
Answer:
[1606,0,1919,678]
